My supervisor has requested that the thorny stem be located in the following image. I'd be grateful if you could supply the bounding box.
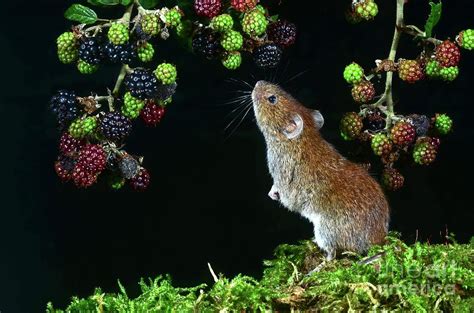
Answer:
[113,64,132,97]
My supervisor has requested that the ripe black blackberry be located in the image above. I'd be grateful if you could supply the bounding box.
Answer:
[124,69,159,100]
[267,20,297,48]
[78,37,104,65]
[253,43,283,69]
[408,114,430,136]
[156,82,177,101]
[50,90,80,128]
[192,28,221,59]
[364,111,386,131]
[99,112,132,142]
[118,154,140,179]
[103,42,138,64]
[130,168,150,191]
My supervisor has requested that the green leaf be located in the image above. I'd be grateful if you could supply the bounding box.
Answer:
[64,4,98,24]
[424,1,442,38]
[87,0,120,6]
[270,15,279,23]
[139,0,159,9]
[121,0,133,5]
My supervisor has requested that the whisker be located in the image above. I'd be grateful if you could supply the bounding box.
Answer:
[225,102,253,140]
[224,99,252,130]
[283,69,310,85]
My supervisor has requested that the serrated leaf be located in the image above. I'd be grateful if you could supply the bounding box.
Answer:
[139,0,159,9]
[64,4,98,25]
[424,1,442,38]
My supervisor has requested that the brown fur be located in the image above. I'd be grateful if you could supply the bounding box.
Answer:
[252,81,389,259]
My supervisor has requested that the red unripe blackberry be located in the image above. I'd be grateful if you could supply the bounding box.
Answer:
[141,101,166,126]
[340,112,363,139]
[382,168,404,191]
[413,138,438,165]
[253,43,283,69]
[230,0,258,12]
[77,144,107,174]
[130,168,151,191]
[267,20,297,48]
[435,40,461,67]
[390,120,416,146]
[194,0,222,18]
[99,112,132,142]
[351,81,375,103]
[72,164,98,188]
[59,132,85,157]
[398,59,424,83]
[54,155,76,182]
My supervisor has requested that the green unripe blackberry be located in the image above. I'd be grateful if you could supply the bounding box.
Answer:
[165,8,182,28]
[439,66,459,82]
[242,10,268,37]
[122,92,145,119]
[211,14,234,32]
[413,141,437,165]
[355,0,378,20]
[435,114,453,135]
[371,133,392,156]
[77,60,99,74]
[110,176,126,190]
[222,51,242,70]
[254,4,267,15]
[138,42,155,62]
[154,63,177,84]
[140,14,161,36]
[57,32,78,64]
[340,112,363,140]
[68,117,97,138]
[220,30,243,51]
[108,23,129,45]
[458,29,474,51]
[425,60,441,79]
[343,62,364,84]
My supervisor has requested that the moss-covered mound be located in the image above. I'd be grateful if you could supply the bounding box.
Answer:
[47,235,473,312]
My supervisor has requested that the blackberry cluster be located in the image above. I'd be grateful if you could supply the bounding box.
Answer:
[99,112,132,142]
[103,42,138,64]
[253,44,283,69]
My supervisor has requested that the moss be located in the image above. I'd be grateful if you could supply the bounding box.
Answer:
[47,234,474,312]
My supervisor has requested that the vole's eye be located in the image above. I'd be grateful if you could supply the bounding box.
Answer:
[267,95,277,104]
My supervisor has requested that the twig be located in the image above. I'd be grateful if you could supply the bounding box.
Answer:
[113,64,132,97]
[207,262,219,283]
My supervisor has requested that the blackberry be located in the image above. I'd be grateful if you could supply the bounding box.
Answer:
[154,63,177,84]
[140,14,161,37]
[253,43,282,69]
[72,164,98,188]
[194,0,222,18]
[371,133,392,156]
[138,42,154,62]
[103,42,137,64]
[54,155,76,182]
[122,92,145,119]
[435,40,461,67]
[77,144,106,174]
[364,111,386,131]
[99,112,132,142]
[382,168,404,191]
[222,51,242,70]
[267,20,297,48]
[220,30,243,51]
[351,81,375,103]
[343,63,364,84]
[231,0,258,13]
[192,28,222,59]
[242,9,268,37]
[124,69,159,100]
[68,116,97,139]
[108,23,129,45]
[434,113,453,135]
[118,154,140,179]
[457,29,474,50]
[141,101,166,126]
[50,90,80,128]
[156,82,177,101]
[390,120,416,146]
[59,132,85,157]
[164,8,182,27]
[413,139,437,165]
[398,59,424,83]
[79,37,104,66]
[57,32,78,64]
[110,175,126,190]
[210,14,234,32]
[425,60,442,79]
[340,112,363,140]
[354,0,378,20]
[408,114,430,136]
[439,66,459,82]
[77,60,99,74]
[130,168,151,191]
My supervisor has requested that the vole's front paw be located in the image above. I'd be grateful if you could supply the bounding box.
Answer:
[268,185,280,201]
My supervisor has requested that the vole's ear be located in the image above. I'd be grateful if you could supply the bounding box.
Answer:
[312,110,324,129]
[283,113,304,139]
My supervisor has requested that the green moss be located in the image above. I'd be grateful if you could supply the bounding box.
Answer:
[47,234,474,312]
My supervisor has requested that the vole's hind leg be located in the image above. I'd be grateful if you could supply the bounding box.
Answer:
[268,185,280,201]
[307,247,336,276]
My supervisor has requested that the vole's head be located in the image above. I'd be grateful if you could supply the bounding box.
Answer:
[252,80,324,141]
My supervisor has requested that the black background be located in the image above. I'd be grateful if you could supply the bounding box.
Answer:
[1,0,473,312]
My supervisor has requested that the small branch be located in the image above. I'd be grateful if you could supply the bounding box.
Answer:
[207,263,219,283]
[112,64,132,97]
